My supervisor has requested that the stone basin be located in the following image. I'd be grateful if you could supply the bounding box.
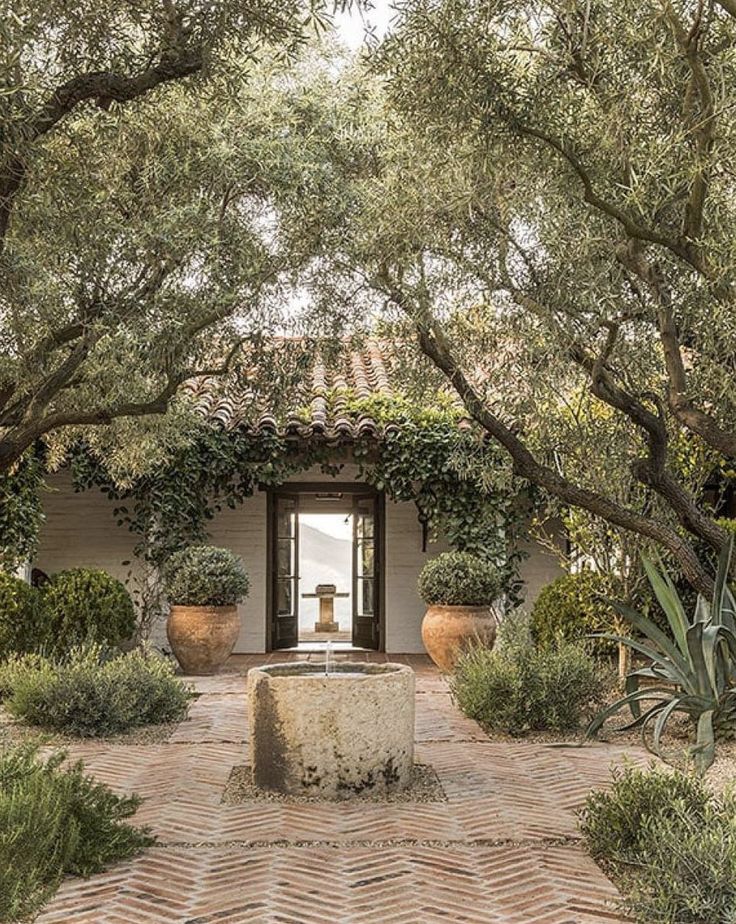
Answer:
[247,661,415,797]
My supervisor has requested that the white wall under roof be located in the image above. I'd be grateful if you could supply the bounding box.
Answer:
[34,465,562,653]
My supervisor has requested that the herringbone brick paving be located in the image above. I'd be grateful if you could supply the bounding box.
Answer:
[37,653,641,923]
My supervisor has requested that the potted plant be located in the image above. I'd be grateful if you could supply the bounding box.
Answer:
[418,551,501,672]
[163,545,249,675]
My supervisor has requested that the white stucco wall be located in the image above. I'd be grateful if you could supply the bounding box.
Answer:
[206,491,267,653]
[516,530,566,609]
[33,466,565,654]
[384,498,447,652]
[35,471,139,585]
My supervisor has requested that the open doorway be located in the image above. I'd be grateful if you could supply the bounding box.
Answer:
[299,512,353,645]
[268,486,383,651]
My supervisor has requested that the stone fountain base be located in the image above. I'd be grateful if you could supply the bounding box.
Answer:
[247,662,415,797]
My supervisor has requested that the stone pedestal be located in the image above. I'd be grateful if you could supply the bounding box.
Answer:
[301,583,349,634]
[313,595,338,632]
[248,662,415,797]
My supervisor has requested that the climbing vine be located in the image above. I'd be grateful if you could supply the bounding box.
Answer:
[346,395,527,595]
[16,395,530,607]
[69,425,323,564]
[0,450,45,572]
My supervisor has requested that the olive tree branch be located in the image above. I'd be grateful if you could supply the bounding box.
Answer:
[616,238,736,458]
[0,3,202,248]
[375,266,714,593]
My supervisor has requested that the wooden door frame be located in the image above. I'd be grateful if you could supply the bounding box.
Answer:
[265,483,385,652]
[266,490,302,652]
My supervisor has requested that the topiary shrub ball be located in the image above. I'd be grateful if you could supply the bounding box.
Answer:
[0,573,44,659]
[529,571,614,654]
[163,545,249,607]
[418,551,502,606]
[40,569,136,650]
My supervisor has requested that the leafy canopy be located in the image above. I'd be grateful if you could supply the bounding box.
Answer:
[302,0,736,594]
[0,2,360,477]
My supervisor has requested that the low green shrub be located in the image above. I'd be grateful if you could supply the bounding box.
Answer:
[450,625,606,734]
[494,607,534,651]
[40,568,136,650]
[1,645,191,737]
[625,799,736,923]
[579,762,710,862]
[0,651,52,699]
[418,552,502,606]
[0,573,45,659]
[163,545,250,607]
[530,570,615,653]
[580,763,736,924]
[0,745,153,923]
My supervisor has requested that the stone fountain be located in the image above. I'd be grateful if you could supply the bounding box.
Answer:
[247,659,415,797]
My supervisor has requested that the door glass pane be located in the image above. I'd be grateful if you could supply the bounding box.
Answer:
[277,500,296,538]
[361,578,374,615]
[354,498,376,617]
[357,513,374,539]
[277,538,294,577]
[360,542,374,575]
[273,493,300,649]
[277,580,292,616]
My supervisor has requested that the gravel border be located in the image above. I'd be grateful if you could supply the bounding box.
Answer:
[221,763,447,804]
[705,741,736,794]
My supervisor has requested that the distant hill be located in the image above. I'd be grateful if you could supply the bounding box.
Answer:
[298,521,352,630]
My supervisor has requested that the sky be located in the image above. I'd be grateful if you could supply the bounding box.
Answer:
[301,512,352,541]
[333,1,395,49]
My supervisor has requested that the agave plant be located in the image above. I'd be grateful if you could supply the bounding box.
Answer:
[586,539,736,773]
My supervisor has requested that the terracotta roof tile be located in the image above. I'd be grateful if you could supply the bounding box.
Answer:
[185,339,469,443]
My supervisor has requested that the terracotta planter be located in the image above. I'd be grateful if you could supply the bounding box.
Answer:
[421,604,497,673]
[167,605,240,675]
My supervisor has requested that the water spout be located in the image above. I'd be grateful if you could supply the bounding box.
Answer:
[325,639,333,676]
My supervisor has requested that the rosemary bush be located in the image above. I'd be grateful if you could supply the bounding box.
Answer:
[451,620,605,735]
[0,644,190,737]
[580,763,736,924]
[0,745,152,923]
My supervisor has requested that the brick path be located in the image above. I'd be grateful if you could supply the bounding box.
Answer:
[37,653,641,923]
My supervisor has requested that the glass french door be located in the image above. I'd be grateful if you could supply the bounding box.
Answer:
[352,493,380,650]
[271,492,299,650]
[269,487,382,651]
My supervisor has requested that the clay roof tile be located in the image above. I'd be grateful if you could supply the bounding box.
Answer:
[184,338,473,443]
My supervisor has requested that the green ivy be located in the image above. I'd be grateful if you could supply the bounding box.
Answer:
[69,424,316,565]
[62,395,529,605]
[0,451,45,572]
[347,395,526,597]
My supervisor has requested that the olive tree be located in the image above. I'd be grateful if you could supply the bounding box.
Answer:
[348,0,736,593]
[0,1,350,477]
